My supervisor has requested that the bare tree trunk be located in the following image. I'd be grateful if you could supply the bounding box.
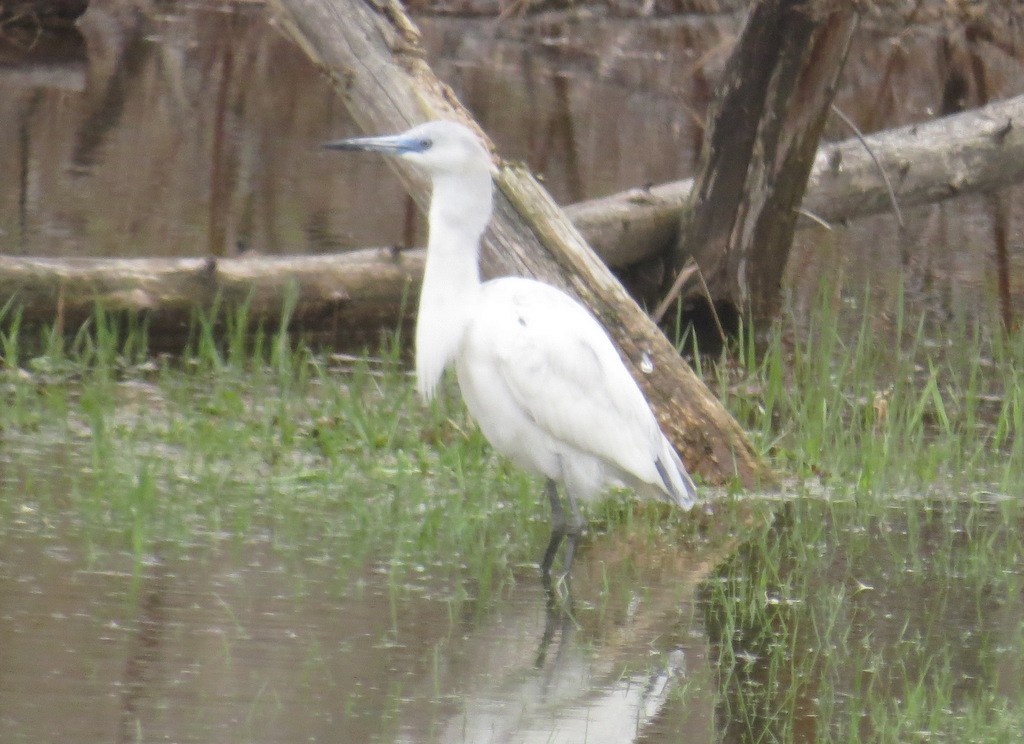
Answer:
[271,0,771,487]
[675,0,857,330]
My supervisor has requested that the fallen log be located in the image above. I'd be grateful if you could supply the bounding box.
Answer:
[571,92,1024,268]
[0,250,423,352]
[269,0,770,487]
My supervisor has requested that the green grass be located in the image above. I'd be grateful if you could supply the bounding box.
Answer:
[1,285,1022,742]
[0,303,546,594]
[714,282,1024,495]
[683,282,1024,743]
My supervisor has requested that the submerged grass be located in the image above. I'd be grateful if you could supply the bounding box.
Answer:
[1,281,1022,742]
[0,302,544,593]
[698,493,1023,743]
[686,282,1024,743]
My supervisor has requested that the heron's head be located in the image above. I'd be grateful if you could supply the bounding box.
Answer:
[323,120,492,178]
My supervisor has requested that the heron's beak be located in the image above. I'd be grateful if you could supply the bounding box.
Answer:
[322,133,418,155]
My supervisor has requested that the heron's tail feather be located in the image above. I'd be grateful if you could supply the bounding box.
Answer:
[654,438,698,510]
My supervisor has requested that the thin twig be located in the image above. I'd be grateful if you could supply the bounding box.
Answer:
[695,264,728,348]
[650,259,727,348]
[830,104,904,228]
[651,259,698,325]
[795,207,834,231]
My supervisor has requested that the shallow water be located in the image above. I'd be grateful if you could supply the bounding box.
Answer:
[0,509,717,742]
[2,480,1024,740]
[2,436,1022,743]
[0,378,722,743]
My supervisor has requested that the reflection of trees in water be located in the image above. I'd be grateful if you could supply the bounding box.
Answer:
[17,90,44,246]
[3,0,350,259]
[117,553,170,744]
[72,7,151,171]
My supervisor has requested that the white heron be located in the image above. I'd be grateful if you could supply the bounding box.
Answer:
[324,120,697,578]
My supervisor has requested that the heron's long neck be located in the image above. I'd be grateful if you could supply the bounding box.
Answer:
[415,168,492,400]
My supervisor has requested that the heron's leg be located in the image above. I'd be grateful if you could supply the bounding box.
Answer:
[559,488,586,576]
[540,480,565,576]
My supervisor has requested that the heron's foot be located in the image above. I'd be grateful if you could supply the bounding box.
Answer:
[535,571,578,668]
[540,560,573,589]
[540,479,586,582]
[539,526,584,583]
[541,567,575,613]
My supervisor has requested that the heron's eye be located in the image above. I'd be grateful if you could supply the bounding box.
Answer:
[419,138,433,151]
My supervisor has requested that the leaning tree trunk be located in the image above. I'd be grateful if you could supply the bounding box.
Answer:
[676,0,858,331]
[270,0,772,487]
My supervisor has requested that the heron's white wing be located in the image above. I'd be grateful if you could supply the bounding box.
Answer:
[475,278,663,482]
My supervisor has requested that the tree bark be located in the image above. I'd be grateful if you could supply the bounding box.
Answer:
[675,0,857,328]
[270,0,770,487]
